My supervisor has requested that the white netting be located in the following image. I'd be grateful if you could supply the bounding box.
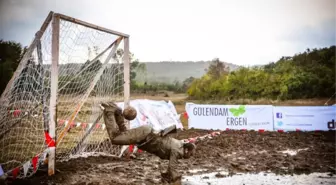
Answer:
[0,21,53,179]
[55,18,125,161]
[0,14,127,178]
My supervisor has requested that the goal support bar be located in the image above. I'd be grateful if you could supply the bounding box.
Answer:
[48,13,60,176]
[123,37,131,128]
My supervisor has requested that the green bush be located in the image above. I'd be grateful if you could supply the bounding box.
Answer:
[187,46,336,100]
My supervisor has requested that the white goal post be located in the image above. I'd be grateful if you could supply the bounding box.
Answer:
[0,11,130,179]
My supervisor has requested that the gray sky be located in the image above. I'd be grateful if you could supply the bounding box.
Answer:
[0,0,335,65]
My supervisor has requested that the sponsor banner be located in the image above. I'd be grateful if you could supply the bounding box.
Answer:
[187,104,274,131]
[273,106,336,131]
[185,102,195,115]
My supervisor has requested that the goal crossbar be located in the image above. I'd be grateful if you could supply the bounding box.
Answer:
[57,13,129,37]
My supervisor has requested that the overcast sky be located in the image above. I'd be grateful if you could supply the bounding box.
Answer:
[0,0,335,66]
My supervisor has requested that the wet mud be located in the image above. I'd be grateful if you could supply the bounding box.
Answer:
[4,129,335,185]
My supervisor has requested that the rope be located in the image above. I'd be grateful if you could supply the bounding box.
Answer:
[324,92,336,106]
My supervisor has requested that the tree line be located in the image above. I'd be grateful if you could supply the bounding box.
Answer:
[187,46,336,100]
[1,40,335,101]
[0,39,181,97]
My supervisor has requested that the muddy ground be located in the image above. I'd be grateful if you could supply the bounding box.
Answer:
[4,129,336,185]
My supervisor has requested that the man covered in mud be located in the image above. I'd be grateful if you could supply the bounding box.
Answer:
[100,102,196,183]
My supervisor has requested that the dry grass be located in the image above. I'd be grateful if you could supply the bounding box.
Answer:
[131,93,188,102]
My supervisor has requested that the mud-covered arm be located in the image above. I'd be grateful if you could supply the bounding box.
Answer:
[167,150,182,181]
[103,107,119,139]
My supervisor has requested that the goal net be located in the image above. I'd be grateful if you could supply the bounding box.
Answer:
[0,12,130,179]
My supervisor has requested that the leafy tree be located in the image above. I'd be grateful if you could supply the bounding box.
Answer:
[187,45,336,100]
[206,58,230,80]
[182,77,195,91]
[0,40,25,94]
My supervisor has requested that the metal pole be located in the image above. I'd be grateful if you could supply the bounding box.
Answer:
[123,37,130,129]
[49,13,60,176]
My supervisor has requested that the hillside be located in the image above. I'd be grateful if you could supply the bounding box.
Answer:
[135,61,240,83]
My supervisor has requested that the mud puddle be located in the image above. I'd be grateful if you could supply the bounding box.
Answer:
[182,170,336,185]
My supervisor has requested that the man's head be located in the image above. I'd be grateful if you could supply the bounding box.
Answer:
[183,142,196,159]
[123,106,137,120]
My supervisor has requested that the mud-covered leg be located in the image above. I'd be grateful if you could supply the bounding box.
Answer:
[101,102,140,159]
[101,101,130,133]
[101,102,129,158]
[101,102,121,140]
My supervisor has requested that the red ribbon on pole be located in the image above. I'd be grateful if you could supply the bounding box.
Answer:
[44,131,55,147]
[32,156,38,171]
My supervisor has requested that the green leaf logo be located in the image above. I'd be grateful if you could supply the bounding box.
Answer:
[229,105,246,117]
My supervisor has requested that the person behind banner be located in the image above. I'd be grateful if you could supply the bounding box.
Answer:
[100,102,196,183]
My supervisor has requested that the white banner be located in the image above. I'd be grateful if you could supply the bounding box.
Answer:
[141,100,183,130]
[273,106,336,131]
[167,100,183,125]
[117,99,183,130]
[187,104,274,131]
[185,102,195,115]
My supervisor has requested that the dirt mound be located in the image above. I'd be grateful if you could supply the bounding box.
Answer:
[4,129,335,185]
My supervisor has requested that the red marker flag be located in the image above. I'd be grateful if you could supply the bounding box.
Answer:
[32,156,38,171]
[12,167,19,179]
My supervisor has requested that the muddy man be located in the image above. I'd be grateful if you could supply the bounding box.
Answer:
[100,102,196,183]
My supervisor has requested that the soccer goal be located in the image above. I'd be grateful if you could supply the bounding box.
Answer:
[0,11,130,179]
